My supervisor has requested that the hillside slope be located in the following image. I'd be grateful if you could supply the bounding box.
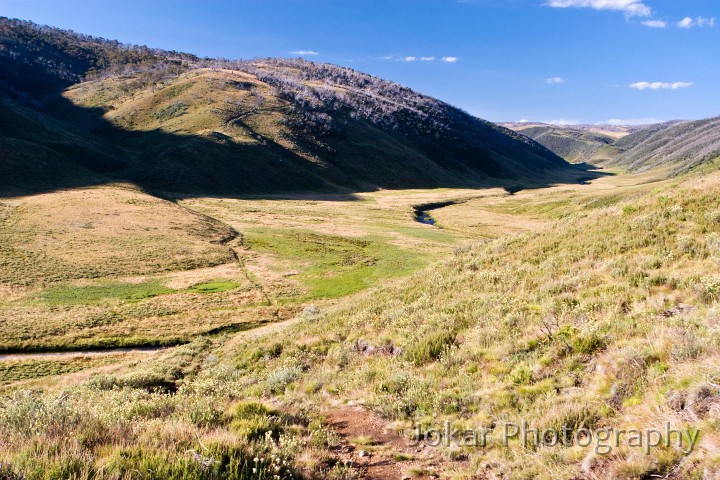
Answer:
[214,168,720,478]
[611,117,720,174]
[0,96,125,195]
[504,123,622,164]
[0,17,587,196]
[4,164,720,478]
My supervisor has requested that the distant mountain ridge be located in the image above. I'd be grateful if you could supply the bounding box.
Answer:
[610,117,720,174]
[0,16,589,197]
[503,120,720,176]
[501,124,620,165]
[500,122,646,165]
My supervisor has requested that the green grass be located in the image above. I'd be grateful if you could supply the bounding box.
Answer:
[491,191,628,219]
[390,225,456,243]
[245,228,426,299]
[187,280,241,294]
[42,279,241,304]
[0,356,118,385]
[42,280,173,304]
[154,101,188,121]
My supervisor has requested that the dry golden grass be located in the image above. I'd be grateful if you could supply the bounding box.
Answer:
[0,183,277,351]
[5,164,720,478]
[0,183,234,286]
[2,179,524,354]
[64,69,301,153]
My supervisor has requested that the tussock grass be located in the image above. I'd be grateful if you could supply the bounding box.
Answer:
[0,356,119,386]
[5,169,720,477]
[196,169,720,477]
[406,331,456,366]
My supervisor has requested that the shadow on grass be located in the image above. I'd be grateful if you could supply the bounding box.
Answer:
[0,320,273,355]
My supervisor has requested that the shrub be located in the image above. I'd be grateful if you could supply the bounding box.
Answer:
[406,331,456,365]
[0,391,80,439]
[377,371,410,395]
[154,101,187,121]
[231,401,284,441]
[622,205,638,215]
[266,364,303,394]
[706,233,720,261]
[700,276,720,303]
[572,331,606,355]
[302,304,321,319]
[234,401,273,418]
[186,397,225,428]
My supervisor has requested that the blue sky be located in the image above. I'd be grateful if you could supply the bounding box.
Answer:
[1,0,718,124]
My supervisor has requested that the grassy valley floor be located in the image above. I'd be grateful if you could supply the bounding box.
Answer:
[3,168,720,478]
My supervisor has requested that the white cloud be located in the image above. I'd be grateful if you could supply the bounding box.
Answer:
[544,0,652,17]
[604,117,663,125]
[642,19,667,28]
[678,17,694,28]
[290,50,319,56]
[630,81,693,90]
[382,55,455,63]
[697,16,716,27]
[677,16,715,28]
[519,119,530,123]
[546,76,565,84]
[548,119,581,126]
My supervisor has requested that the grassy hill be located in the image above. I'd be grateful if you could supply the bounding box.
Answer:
[220,168,720,478]
[0,17,588,197]
[0,96,124,195]
[503,119,720,180]
[514,124,619,164]
[501,122,637,165]
[611,118,720,174]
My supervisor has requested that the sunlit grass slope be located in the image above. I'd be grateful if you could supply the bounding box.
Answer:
[212,170,720,478]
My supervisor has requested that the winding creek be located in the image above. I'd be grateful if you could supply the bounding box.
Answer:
[414,210,436,225]
[2,201,460,364]
[413,200,457,226]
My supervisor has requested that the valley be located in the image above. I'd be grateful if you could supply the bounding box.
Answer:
[0,184,521,358]
[2,14,720,480]
[5,164,709,479]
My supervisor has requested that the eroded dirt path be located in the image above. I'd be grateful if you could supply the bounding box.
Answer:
[325,405,467,480]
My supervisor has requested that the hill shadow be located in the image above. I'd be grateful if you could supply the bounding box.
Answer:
[0,91,611,201]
